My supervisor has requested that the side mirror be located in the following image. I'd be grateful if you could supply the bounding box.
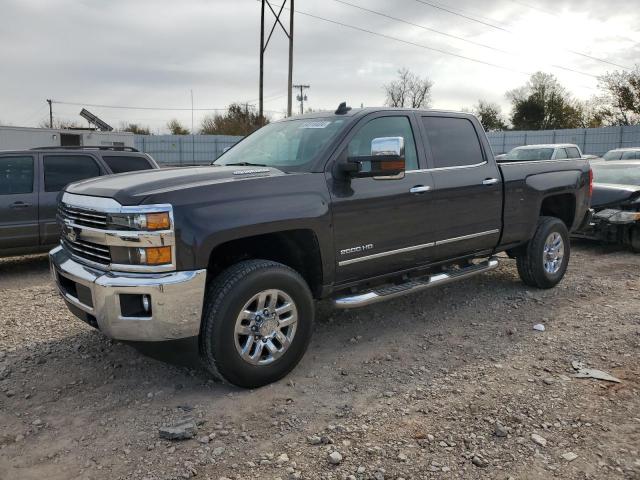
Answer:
[343,136,406,179]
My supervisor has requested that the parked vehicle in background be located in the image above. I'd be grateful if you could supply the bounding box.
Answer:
[0,146,159,257]
[602,148,640,161]
[502,144,583,161]
[49,105,591,388]
[574,161,640,252]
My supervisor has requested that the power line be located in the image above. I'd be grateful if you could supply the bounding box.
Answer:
[411,0,632,70]
[291,8,532,77]
[50,100,281,114]
[329,0,598,79]
[331,0,513,56]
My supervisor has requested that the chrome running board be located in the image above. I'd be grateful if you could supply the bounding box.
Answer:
[333,257,499,309]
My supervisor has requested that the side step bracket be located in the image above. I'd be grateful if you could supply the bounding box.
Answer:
[333,257,499,309]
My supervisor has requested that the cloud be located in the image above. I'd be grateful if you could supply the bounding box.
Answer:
[0,0,638,132]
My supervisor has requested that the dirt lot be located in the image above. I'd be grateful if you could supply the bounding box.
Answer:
[0,244,639,480]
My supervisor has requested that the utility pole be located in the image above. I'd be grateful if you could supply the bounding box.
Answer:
[259,0,295,120]
[46,99,53,128]
[287,0,294,118]
[293,84,310,115]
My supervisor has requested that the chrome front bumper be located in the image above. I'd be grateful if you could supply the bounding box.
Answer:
[49,245,206,341]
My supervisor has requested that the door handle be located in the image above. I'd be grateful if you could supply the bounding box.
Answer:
[482,178,499,185]
[9,201,31,209]
[410,185,431,194]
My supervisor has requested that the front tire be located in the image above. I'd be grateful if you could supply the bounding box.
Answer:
[516,216,570,289]
[199,259,314,388]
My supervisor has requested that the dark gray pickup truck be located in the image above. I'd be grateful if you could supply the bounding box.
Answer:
[50,105,591,387]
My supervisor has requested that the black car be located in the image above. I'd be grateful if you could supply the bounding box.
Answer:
[575,161,640,252]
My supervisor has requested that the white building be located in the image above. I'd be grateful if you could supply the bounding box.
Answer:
[0,126,135,150]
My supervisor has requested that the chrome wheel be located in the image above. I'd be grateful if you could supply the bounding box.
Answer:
[234,289,298,366]
[543,232,564,274]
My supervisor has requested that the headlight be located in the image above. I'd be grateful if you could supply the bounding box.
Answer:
[107,212,171,231]
[607,210,640,224]
[111,246,172,266]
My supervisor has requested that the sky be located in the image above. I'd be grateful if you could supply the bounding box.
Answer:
[1,0,639,133]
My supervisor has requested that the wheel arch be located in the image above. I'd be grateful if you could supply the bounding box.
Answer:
[205,229,324,298]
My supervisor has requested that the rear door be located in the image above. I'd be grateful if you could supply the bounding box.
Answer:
[39,154,104,245]
[419,115,502,261]
[0,154,39,250]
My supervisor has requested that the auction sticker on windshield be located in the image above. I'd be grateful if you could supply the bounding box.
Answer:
[298,121,332,129]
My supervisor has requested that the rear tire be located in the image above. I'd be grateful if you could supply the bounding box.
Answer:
[516,216,570,289]
[199,259,314,388]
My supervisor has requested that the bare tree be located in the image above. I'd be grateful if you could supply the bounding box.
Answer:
[119,123,150,135]
[37,118,82,129]
[598,66,640,125]
[200,104,267,136]
[167,119,190,135]
[384,68,433,108]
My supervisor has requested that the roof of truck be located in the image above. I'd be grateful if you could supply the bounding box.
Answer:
[279,106,479,120]
[512,144,579,150]
[605,147,640,152]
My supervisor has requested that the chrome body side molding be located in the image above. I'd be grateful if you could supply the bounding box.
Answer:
[338,229,499,266]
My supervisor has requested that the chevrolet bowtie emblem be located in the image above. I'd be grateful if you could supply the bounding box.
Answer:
[66,226,77,242]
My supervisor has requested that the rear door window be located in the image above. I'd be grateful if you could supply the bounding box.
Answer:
[43,155,101,192]
[621,151,640,160]
[554,149,568,159]
[0,156,34,194]
[565,147,580,159]
[102,155,154,173]
[421,117,484,168]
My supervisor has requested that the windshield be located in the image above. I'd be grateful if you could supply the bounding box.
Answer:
[592,164,640,186]
[214,118,348,172]
[503,148,554,161]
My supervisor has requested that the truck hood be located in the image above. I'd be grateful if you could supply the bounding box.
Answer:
[591,183,640,209]
[65,165,286,205]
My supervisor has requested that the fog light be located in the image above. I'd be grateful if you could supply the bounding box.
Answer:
[142,295,151,313]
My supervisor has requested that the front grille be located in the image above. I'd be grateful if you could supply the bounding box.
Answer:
[58,203,108,228]
[61,237,112,266]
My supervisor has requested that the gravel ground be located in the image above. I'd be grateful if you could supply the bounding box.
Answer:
[0,243,639,480]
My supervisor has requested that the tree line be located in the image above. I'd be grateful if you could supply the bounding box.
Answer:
[383,66,640,132]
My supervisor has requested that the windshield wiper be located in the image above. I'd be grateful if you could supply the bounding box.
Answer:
[224,162,267,167]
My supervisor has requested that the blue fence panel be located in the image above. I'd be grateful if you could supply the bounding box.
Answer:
[136,127,640,162]
[487,125,640,155]
[134,135,243,166]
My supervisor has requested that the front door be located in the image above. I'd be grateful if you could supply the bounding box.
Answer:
[0,154,39,250]
[329,113,436,284]
[419,115,502,261]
